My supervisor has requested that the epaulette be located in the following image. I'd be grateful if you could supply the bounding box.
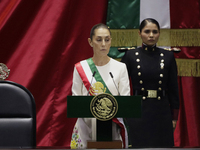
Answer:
[164,48,181,53]
[118,47,135,52]
[118,47,181,53]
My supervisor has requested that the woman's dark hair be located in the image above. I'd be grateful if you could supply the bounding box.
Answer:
[139,18,160,32]
[90,23,111,40]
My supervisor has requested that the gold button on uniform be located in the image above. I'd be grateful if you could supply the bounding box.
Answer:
[135,52,139,55]
[137,65,141,69]
[139,80,143,84]
[160,63,164,69]
[158,96,161,100]
[142,96,146,100]
[136,59,140,62]
[160,74,163,77]
[138,72,141,76]
[159,81,162,84]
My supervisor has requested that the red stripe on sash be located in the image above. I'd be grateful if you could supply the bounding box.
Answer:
[75,62,90,91]
[112,118,126,148]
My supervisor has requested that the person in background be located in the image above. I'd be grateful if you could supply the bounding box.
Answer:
[70,23,130,149]
[121,18,179,148]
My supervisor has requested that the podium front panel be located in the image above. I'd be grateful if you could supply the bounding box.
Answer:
[67,95,142,118]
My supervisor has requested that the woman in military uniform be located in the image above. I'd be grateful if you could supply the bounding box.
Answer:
[121,18,179,148]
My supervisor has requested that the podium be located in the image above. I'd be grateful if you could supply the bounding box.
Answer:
[67,95,141,149]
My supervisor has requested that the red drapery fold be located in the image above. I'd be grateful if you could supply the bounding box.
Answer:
[0,0,108,147]
[174,77,200,147]
[170,0,200,29]
[0,0,21,30]
[174,47,200,59]
[170,0,200,147]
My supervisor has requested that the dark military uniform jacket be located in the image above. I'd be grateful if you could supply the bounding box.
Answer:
[121,44,179,148]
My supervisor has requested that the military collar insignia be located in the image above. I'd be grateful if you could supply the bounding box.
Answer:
[142,43,156,51]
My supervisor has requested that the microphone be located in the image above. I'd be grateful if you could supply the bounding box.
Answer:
[109,72,120,96]
[87,71,96,96]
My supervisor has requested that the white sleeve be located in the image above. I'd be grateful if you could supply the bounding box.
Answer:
[71,67,83,95]
[118,64,130,96]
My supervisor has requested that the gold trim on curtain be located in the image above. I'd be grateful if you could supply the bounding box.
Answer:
[110,29,200,47]
[176,59,200,77]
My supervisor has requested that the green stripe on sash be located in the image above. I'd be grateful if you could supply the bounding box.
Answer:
[86,58,112,95]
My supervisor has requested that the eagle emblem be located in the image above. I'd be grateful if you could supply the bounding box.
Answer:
[90,93,118,121]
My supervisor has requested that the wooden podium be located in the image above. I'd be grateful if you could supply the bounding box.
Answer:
[67,95,141,149]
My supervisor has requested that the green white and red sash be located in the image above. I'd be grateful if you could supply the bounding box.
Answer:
[75,58,128,148]
[75,58,111,95]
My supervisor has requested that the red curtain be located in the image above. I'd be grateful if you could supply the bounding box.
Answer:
[0,0,108,147]
[174,48,200,147]
[0,0,200,148]
[170,0,200,147]
[174,76,200,147]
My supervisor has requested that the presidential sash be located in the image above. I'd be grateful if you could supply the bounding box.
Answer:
[75,58,128,148]
[75,58,111,95]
